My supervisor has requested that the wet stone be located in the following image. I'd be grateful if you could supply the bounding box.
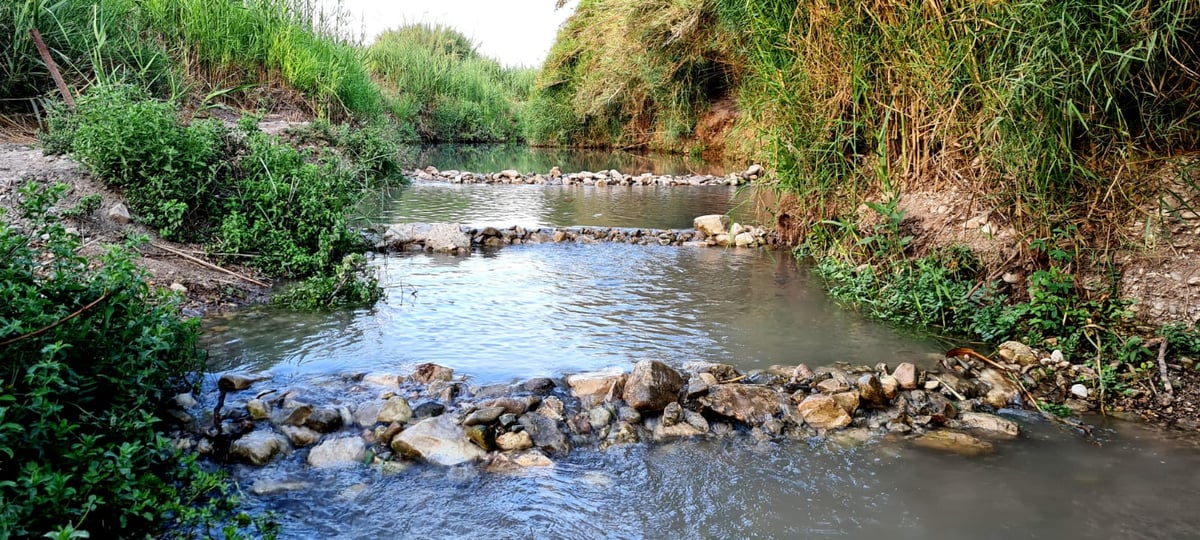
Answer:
[307,436,366,468]
[377,397,413,424]
[412,401,446,419]
[958,412,1020,439]
[912,430,994,456]
[410,363,454,384]
[464,406,506,426]
[230,430,289,466]
[699,384,780,425]
[796,394,852,430]
[280,425,320,447]
[893,363,918,390]
[464,424,494,451]
[858,374,888,409]
[272,403,313,427]
[304,407,345,433]
[623,360,684,412]
[519,413,570,455]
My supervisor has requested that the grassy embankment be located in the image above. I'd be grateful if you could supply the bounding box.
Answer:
[541,0,1200,410]
[0,0,532,537]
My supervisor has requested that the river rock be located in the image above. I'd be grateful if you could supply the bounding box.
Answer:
[390,415,486,466]
[623,360,684,412]
[699,384,780,424]
[588,407,613,431]
[522,378,556,395]
[734,232,756,247]
[305,407,345,433]
[464,424,494,451]
[519,413,570,455]
[661,402,684,427]
[249,479,308,496]
[412,401,446,419]
[683,409,709,432]
[816,377,850,394]
[272,402,313,427]
[496,430,534,451]
[795,394,852,430]
[605,421,639,447]
[958,412,1019,439]
[485,450,554,473]
[566,369,625,408]
[362,373,400,387]
[479,397,532,416]
[354,401,383,427]
[912,430,994,456]
[538,396,565,421]
[497,169,521,180]
[858,374,888,408]
[307,436,366,468]
[893,363,918,389]
[410,363,454,384]
[246,399,271,420]
[218,373,264,392]
[831,391,861,415]
[1070,383,1090,399]
[685,375,711,398]
[464,406,506,426]
[384,223,470,253]
[879,374,899,399]
[280,425,321,447]
[377,397,413,424]
[549,166,562,179]
[653,418,705,440]
[977,368,1020,409]
[230,430,289,466]
[997,341,1038,366]
[693,214,730,237]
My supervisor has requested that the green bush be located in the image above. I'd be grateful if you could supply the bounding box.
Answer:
[0,183,232,537]
[272,254,382,310]
[69,85,223,240]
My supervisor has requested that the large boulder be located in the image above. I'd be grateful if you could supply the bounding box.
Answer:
[795,394,852,430]
[230,430,289,466]
[390,415,486,466]
[622,360,684,412]
[307,436,366,468]
[693,215,730,237]
[699,384,780,424]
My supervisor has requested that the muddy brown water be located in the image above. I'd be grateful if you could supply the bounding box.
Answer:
[202,149,1200,539]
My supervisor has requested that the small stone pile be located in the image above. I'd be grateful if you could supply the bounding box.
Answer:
[373,215,775,254]
[410,164,766,188]
[168,352,1034,480]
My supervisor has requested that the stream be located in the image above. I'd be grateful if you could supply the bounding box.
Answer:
[200,147,1200,539]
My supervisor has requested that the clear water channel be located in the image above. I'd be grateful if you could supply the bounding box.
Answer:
[201,146,1200,539]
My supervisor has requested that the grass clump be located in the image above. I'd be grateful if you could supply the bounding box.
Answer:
[272,253,382,310]
[0,183,251,537]
[368,24,534,142]
[526,0,741,152]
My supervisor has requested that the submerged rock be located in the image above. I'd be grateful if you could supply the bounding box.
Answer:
[519,412,571,455]
[958,412,1020,439]
[485,450,554,473]
[912,430,994,456]
[390,415,486,466]
[623,360,684,412]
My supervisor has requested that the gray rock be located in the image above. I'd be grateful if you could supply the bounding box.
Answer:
[605,421,639,446]
[272,403,313,427]
[653,418,705,440]
[496,430,534,451]
[622,360,684,412]
[383,223,471,253]
[538,396,565,421]
[304,407,345,433]
[307,436,366,468]
[1070,383,1090,399]
[795,394,852,430]
[685,375,711,398]
[108,202,131,224]
[522,377,556,395]
[246,399,271,420]
[230,430,289,466]
[682,409,709,432]
[377,397,413,424]
[464,406,506,426]
[617,406,642,424]
[280,425,320,447]
[661,402,683,427]
[588,407,613,431]
[485,450,553,472]
[217,373,263,391]
[479,397,531,416]
[390,415,486,466]
[355,401,384,427]
[412,401,446,419]
[699,384,780,424]
[519,413,570,455]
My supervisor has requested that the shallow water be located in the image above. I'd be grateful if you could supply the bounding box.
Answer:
[406,144,742,177]
[203,151,1200,539]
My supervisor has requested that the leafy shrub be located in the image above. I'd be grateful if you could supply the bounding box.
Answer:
[0,182,232,537]
[68,85,224,240]
[272,254,382,310]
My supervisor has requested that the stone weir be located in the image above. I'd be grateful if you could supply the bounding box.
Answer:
[409,164,766,187]
[373,214,776,255]
[169,351,1040,481]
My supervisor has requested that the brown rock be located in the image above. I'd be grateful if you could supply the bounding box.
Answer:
[495,430,534,451]
[565,369,625,408]
[997,341,1038,366]
[699,384,780,424]
[816,377,850,394]
[958,412,1019,439]
[410,363,454,384]
[831,391,861,415]
[912,430,994,456]
[857,374,888,408]
[795,394,852,430]
[622,360,684,412]
[893,363,918,390]
[977,368,1020,409]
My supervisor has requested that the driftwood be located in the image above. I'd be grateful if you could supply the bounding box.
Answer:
[149,242,270,288]
[29,29,75,109]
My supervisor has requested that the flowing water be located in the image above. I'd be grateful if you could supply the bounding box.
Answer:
[202,150,1200,539]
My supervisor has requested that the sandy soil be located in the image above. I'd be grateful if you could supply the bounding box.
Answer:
[0,143,269,315]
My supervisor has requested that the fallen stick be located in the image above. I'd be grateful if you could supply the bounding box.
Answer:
[149,242,270,288]
[1154,337,1173,395]
[0,292,109,347]
[930,375,966,401]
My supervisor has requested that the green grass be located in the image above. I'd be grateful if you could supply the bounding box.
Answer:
[368,24,534,142]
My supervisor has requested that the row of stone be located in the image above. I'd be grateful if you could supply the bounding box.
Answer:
[373,215,774,255]
[410,164,765,188]
[172,349,1036,482]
